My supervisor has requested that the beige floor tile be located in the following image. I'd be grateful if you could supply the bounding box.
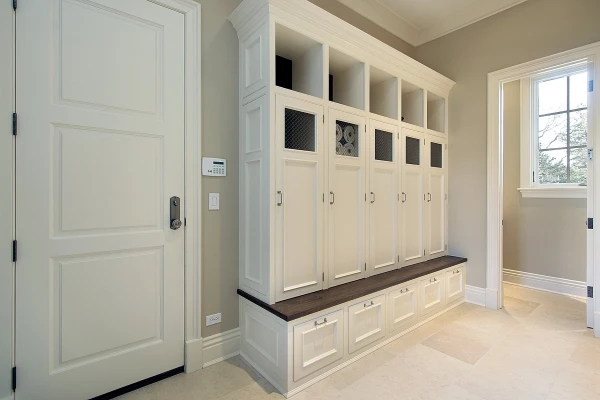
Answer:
[569,330,600,371]
[546,360,600,400]
[422,323,493,365]
[502,295,540,318]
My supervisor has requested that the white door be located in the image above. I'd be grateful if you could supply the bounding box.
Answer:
[402,129,426,265]
[427,138,448,257]
[328,108,366,287]
[275,94,324,301]
[369,120,399,276]
[16,1,185,399]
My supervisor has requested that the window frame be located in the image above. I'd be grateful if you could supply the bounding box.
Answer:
[519,62,590,198]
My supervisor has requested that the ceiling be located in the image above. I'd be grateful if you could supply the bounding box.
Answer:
[336,0,529,46]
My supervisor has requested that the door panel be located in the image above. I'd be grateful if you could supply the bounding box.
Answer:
[446,265,466,304]
[328,109,366,287]
[402,129,426,265]
[276,95,324,301]
[427,139,447,257]
[369,120,398,276]
[293,310,344,381]
[419,273,445,317]
[16,1,185,399]
[388,282,418,333]
[348,295,386,354]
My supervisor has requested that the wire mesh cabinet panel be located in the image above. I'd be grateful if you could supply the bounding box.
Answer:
[402,128,426,266]
[327,108,367,287]
[275,94,325,301]
[427,138,448,258]
[368,119,399,276]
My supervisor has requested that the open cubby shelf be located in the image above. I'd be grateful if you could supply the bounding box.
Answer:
[401,81,424,127]
[275,24,323,98]
[328,48,365,110]
[370,66,398,120]
[427,91,446,134]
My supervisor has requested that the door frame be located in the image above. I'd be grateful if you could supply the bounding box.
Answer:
[1,1,203,394]
[486,41,600,336]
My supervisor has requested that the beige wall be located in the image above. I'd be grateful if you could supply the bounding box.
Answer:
[415,0,600,288]
[502,81,586,282]
[197,0,415,337]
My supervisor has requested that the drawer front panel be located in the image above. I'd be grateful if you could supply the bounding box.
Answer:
[293,309,344,382]
[388,282,418,333]
[446,265,466,303]
[348,294,386,354]
[419,272,445,317]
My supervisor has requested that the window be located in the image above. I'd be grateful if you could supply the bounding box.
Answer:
[519,65,590,198]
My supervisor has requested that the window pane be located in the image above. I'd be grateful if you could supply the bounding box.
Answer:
[538,114,567,150]
[538,149,567,184]
[374,129,393,162]
[570,148,587,184]
[539,76,567,115]
[570,71,588,109]
[285,108,315,152]
[570,110,588,147]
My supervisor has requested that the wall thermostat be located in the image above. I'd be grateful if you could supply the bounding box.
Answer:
[202,157,227,177]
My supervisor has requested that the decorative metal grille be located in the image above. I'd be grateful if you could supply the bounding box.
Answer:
[285,108,316,152]
[335,120,359,157]
[431,142,443,168]
[375,129,393,162]
[405,136,420,165]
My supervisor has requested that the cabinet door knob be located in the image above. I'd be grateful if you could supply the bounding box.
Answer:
[315,318,327,327]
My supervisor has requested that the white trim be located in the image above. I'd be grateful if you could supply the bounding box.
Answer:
[1,395,14,400]
[465,285,486,307]
[337,0,529,46]
[503,269,587,298]
[184,338,203,374]
[518,187,587,198]
[487,41,600,319]
[202,328,241,368]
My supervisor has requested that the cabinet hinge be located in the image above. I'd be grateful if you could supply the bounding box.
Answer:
[12,240,17,262]
[365,193,367,202]
[364,263,366,271]
[423,250,425,256]
[588,286,594,298]
[589,80,594,92]
[533,171,535,183]
[12,113,17,136]
[322,272,324,282]
[397,255,400,262]
[588,218,594,230]
[184,218,187,226]
[322,193,324,202]
[323,115,325,123]
[12,367,16,391]
[13,0,17,11]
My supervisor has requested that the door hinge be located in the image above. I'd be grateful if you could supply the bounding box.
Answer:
[423,250,425,256]
[588,286,594,298]
[322,193,325,203]
[184,218,187,226]
[364,263,366,271]
[13,0,17,11]
[322,272,324,282]
[12,113,17,136]
[532,171,535,183]
[323,115,325,123]
[589,80,594,92]
[588,218,594,230]
[12,240,17,262]
[365,193,367,202]
[397,255,400,262]
[589,149,594,161]
[12,367,16,391]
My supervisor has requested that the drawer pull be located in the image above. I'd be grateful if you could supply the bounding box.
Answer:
[430,277,438,283]
[364,301,375,308]
[314,318,328,327]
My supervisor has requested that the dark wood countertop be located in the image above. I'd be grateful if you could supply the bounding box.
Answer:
[238,255,467,321]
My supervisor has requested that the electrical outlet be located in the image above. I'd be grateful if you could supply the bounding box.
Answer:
[206,313,222,326]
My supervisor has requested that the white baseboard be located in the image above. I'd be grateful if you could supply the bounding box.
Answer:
[1,394,14,400]
[485,288,499,310]
[202,328,241,368]
[465,285,486,307]
[185,338,203,374]
[503,269,586,298]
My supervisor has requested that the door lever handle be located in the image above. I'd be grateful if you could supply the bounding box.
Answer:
[170,196,182,230]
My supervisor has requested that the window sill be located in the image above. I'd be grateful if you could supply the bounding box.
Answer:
[518,187,587,199]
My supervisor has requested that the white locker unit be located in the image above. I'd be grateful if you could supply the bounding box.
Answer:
[427,137,448,258]
[231,0,454,305]
[327,109,367,287]
[369,119,399,276]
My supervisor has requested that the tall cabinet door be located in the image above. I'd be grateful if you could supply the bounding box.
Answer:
[427,138,448,258]
[369,119,398,276]
[328,109,367,287]
[402,128,426,266]
[275,95,325,301]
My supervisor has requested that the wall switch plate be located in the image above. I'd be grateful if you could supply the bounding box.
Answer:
[209,193,220,210]
[206,313,222,326]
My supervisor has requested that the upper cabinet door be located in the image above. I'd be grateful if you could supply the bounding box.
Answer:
[328,108,367,287]
[427,138,447,258]
[368,119,398,276]
[240,23,269,99]
[402,128,426,265]
[275,94,324,301]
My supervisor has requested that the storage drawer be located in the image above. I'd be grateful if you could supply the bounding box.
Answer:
[348,294,386,354]
[446,264,466,304]
[419,272,445,318]
[388,281,418,334]
[293,309,344,382]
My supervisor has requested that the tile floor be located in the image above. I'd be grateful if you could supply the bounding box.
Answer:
[117,284,599,400]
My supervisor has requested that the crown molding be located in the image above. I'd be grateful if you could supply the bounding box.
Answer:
[337,0,529,46]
